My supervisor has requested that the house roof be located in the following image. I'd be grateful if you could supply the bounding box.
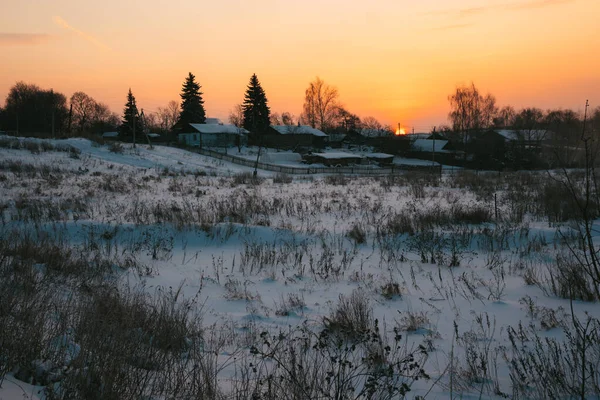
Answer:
[205,118,222,125]
[189,123,249,135]
[311,152,363,159]
[102,132,119,138]
[496,129,548,141]
[271,125,328,137]
[412,139,449,153]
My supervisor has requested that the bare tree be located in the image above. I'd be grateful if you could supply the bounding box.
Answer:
[70,91,96,133]
[270,112,282,126]
[360,116,384,136]
[494,105,516,128]
[448,83,497,149]
[281,112,295,126]
[157,100,179,133]
[302,77,340,131]
[228,103,244,128]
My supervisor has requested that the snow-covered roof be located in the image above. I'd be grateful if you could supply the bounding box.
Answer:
[311,152,363,159]
[496,130,547,141]
[412,139,449,153]
[271,125,328,137]
[189,123,249,135]
[147,133,160,138]
[102,132,119,138]
[365,153,394,159]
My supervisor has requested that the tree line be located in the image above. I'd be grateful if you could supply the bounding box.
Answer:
[0,74,390,138]
[1,76,596,144]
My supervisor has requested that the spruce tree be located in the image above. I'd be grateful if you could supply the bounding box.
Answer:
[120,88,143,137]
[177,72,206,129]
[242,74,270,133]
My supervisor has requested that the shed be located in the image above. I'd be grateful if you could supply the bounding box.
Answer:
[261,125,329,149]
[365,153,394,166]
[178,122,249,148]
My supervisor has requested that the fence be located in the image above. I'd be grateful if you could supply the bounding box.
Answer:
[192,147,442,176]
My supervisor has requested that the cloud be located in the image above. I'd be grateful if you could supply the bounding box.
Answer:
[422,0,574,18]
[507,0,575,10]
[52,16,111,51]
[0,33,52,46]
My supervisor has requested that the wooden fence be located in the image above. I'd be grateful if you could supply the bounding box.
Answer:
[192,148,442,176]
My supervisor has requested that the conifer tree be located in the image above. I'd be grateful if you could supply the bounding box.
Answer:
[120,88,143,137]
[242,74,270,133]
[177,72,206,128]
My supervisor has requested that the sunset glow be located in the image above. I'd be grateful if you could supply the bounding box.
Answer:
[1,0,599,129]
[395,128,407,136]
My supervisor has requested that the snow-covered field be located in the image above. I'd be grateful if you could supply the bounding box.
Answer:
[1,136,600,399]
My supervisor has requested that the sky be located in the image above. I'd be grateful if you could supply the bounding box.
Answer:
[1,0,599,131]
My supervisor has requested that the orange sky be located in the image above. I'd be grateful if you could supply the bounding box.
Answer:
[1,0,599,131]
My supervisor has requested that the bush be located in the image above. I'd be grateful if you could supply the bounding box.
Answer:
[108,142,124,154]
[347,223,367,244]
[324,174,348,186]
[273,173,293,184]
[232,172,264,186]
[323,290,373,339]
[242,322,429,400]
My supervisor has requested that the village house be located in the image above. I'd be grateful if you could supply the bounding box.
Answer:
[259,125,329,149]
[178,120,249,148]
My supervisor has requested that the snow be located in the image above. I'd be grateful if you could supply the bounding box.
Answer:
[365,152,394,159]
[496,129,547,141]
[1,135,599,399]
[412,138,449,153]
[311,151,363,159]
[271,125,328,137]
[189,123,249,135]
[101,131,118,138]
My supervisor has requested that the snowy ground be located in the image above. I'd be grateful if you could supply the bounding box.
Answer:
[1,136,599,399]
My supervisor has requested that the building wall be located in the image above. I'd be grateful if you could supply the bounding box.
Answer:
[179,132,247,148]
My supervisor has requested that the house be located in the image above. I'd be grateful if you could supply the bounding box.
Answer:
[412,139,452,154]
[178,121,249,148]
[260,125,328,149]
[365,153,395,166]
[303,152,364,167]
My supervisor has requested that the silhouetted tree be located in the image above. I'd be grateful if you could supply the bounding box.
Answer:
[0,82,68,135]
[302,77,339,131]
[120,89,143,137]
[176,72,206,129]
[242,74,270,133]
[157,100,179,133]
[70,91,96,133]
[229,103,244,128]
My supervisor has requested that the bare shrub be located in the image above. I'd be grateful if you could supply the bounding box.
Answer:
[396,311,430,333]
[241,322,429,400]
[273,173,293,184]
[274,292,306,316]
[323,290,373,339]
[232,172,264,186]
[506,315,600,399]
[108,141,124,154]
[380,280,403,300]
[224,278,258,301]
[324,174,348,186]
[347,223,367,244]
